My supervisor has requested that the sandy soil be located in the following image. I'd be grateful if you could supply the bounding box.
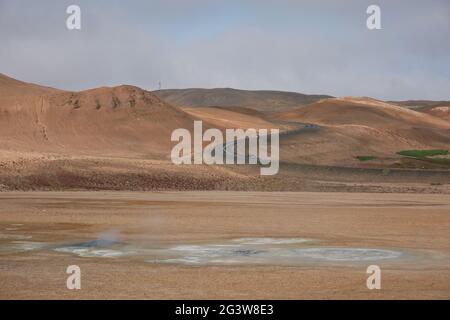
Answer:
[2,153,450,193]
[0,191,449,299]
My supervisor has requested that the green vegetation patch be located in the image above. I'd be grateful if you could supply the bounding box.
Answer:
[356,156,377,161]
[423,157,450,165]
[397,149,449,157]
[396,149,450,168]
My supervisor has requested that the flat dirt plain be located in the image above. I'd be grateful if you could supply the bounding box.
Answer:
[1,74,449,299]
[1,191,449,299]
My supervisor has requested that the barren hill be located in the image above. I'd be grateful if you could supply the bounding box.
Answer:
[183,106,280,130]
[391,101,450,122]
[0,73,61,97]
[276,97,450,128]
[0,74,236,191]
[0,79,195,159]
[1,74,450,191]
[275,97,450,167]
[153,88,332,112]
[390,100,450,109]
[421,105,450,121]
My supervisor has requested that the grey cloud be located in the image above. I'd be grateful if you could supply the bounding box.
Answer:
[0,0,449,100]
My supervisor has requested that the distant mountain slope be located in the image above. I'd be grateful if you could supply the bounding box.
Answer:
[153,88,332,112]
[276,97,450,128]
[1,73,449,170]
[420,105,450,121]
[389,100,450,109]
[274,97,450,167]
[182,106,281,130]
[390,100,450,121]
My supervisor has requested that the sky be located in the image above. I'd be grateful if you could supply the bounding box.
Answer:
[0,0,449,100]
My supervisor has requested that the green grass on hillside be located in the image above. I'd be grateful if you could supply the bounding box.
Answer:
[396,149,450,168]
[422,157,450,165]
[397,149,449,157]
[356,156,377,161]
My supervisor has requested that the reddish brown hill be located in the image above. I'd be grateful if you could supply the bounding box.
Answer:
[0,78,195,159]
[1,73,449,173]
[276,97,450,128]
[275,97,450,166]
[0,73,61,97]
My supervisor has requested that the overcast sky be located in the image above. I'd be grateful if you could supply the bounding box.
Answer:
[0,0,449,100]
